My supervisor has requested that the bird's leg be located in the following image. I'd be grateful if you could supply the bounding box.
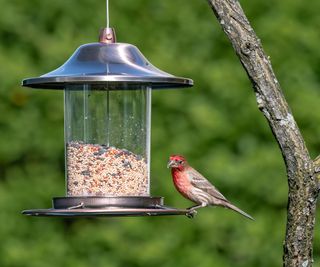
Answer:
[186,203,207,218]
[188,202,207,211]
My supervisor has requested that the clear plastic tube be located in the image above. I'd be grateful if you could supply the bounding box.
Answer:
[64,85,151,197]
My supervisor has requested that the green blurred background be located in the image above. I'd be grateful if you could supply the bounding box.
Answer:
[1,0,320,266]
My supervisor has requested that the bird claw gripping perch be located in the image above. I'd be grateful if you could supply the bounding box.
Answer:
[186,209,197,219]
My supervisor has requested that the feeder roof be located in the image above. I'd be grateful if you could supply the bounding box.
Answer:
[22,38,193,90]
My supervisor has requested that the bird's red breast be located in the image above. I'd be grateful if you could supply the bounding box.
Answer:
[171,167,193,199]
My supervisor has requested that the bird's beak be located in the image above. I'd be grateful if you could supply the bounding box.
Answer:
[167,160,176,168]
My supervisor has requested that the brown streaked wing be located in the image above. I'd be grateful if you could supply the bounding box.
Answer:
[187,168,227,201]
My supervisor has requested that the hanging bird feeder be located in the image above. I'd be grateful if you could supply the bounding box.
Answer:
[21,23,193,217]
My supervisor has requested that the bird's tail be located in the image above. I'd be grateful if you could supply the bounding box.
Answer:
[224,202,254,221]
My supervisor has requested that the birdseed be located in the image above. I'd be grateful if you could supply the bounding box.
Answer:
[66,142,149,196]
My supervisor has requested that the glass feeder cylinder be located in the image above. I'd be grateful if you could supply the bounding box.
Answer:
[64,84,151,197]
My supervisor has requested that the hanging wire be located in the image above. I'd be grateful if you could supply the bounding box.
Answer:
[106,0,110,28]
[106,0,110,145]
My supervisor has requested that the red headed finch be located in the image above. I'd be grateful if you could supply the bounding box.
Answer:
[167,155,254,220]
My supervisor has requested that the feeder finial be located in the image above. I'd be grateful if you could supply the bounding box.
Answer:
[99,27,116,43]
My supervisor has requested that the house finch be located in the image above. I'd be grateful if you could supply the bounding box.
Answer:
[167,155,254,220]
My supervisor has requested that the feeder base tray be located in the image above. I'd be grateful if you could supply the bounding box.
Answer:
[22,196,189,217]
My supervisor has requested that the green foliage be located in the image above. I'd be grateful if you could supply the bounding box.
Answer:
[1,0,320,266]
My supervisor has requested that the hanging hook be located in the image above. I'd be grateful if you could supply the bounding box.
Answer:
[99,0,116,43]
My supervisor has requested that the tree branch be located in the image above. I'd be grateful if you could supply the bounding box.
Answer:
[314,156,320,171]
[314,156,320,185]
[206,0,319,266]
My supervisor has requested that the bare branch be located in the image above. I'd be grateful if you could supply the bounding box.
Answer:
[314,155,320,169]
[206,0,319,266]
[314,156,320,185]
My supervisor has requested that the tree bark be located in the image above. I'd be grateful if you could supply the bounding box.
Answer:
[205,0,319,266]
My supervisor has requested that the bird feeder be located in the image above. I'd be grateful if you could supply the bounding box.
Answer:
[21,28,193,217]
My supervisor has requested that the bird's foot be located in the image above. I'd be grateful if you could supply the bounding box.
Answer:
[186,208,197,219]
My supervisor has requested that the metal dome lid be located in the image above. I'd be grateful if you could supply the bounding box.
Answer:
[22,28,193,90]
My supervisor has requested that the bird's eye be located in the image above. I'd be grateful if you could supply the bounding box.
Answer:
[178,160,183,164]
